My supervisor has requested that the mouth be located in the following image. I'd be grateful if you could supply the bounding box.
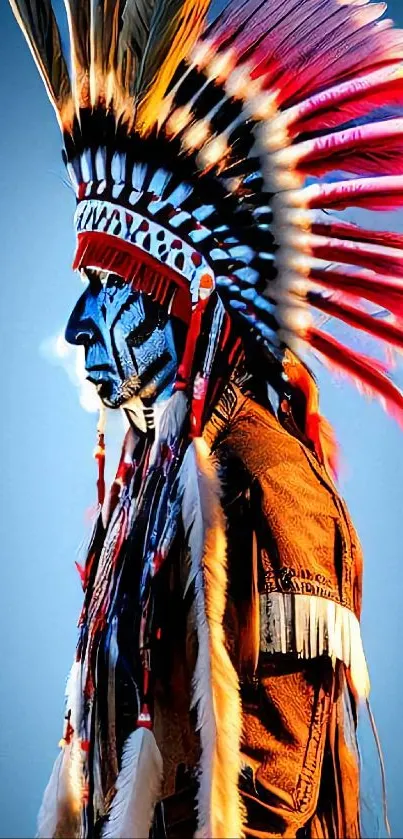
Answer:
[85,352,174,407]
[118,352,172,403]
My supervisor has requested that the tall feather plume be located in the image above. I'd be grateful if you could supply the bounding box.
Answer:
[63,0,91,109]
[180,437,245,839]
[134,0,210,134]
[9,0,72,127]
[93,0,127,107]
[118,0,155,87]
[89,0,108,105]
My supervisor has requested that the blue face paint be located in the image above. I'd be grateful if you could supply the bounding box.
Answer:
[65,272,178,408]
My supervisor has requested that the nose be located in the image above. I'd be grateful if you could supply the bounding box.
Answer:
[65,288,97,347]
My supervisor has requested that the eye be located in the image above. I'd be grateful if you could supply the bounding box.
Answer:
[127,321,157,348]
[106,273,126,290]
[82,268,102,292]
[127,311,168,348]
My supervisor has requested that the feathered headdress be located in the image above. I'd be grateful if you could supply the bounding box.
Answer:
[9,0,403,438]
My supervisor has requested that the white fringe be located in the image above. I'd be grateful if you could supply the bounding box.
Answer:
[180,437,245,839]
[259,592,370,699]
[101,728,163,839]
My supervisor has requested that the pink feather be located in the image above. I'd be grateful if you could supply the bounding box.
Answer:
[275,24,403,108]
[302,231,403,277]
[291,118,403,179]
[301,176,403,211]
[307,328,403,426]
[308,291,403,349]
[285,65,403,138]
[309,266,403,319]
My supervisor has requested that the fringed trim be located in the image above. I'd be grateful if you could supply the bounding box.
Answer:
[180,437,245,839]
[259,592,370,699]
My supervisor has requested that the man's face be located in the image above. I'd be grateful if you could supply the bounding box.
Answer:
[65,272,178,408]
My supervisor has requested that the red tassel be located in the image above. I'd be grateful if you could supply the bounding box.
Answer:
[75,561,86,588]
[308,292,403,350]
[307,328,403,425]
[94,432,105,506]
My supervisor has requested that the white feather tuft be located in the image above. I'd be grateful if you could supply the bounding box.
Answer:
[180,437,245,839]
[101,728,163,839]
[36,744,81,839]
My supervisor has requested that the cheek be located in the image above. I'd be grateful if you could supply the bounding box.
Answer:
[112,321,140,376]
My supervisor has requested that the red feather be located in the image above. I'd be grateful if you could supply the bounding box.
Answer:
[305,232,403,277]
[294,119,403,179]
[302,176,403,211]
[289,72,403,139]
[309,266,403,319]
[273,23,403,108]
[311,220,403,250]
[308,292,403,350]
[307,328,403,425]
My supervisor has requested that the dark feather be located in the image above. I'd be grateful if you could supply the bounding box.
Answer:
[9,0,71,112]
[117,0,157,94]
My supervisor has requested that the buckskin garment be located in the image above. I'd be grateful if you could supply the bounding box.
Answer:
[149,382,365,839]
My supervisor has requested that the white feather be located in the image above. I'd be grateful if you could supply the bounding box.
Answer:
[102,728,163,839]
[179,437,245,839]
[36,744,81,839]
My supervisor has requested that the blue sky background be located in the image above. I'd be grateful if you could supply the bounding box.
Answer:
[1,2,403,836]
